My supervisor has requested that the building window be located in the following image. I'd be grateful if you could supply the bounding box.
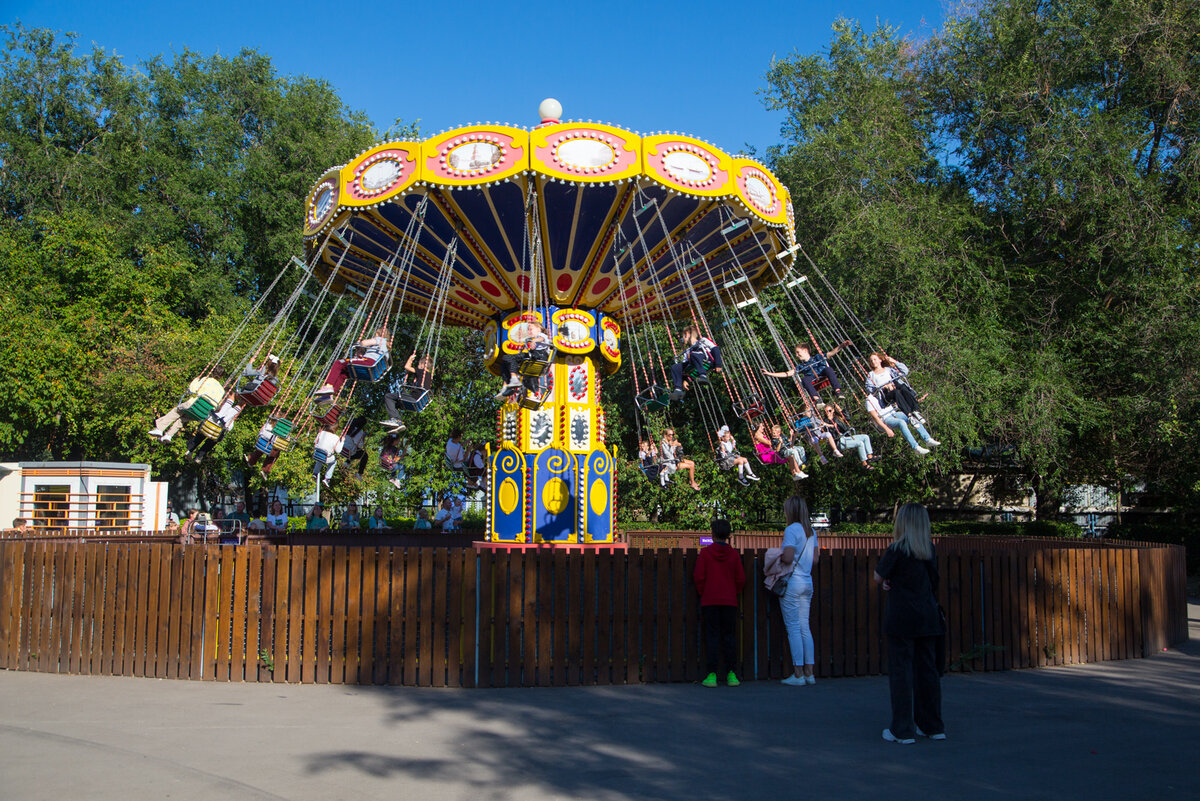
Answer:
[32,485,70,529]
[96,485,132,530]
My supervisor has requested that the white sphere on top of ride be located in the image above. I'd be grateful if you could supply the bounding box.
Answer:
[538,98,563,125]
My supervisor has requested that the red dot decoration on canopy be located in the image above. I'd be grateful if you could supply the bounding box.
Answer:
[302,100,796,329]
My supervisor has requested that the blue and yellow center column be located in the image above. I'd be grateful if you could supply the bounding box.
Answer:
[483,306,621,545]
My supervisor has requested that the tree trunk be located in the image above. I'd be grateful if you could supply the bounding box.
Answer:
[1032,473,1061,522]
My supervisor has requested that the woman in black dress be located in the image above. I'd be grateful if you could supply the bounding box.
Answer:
[873,502,946,744]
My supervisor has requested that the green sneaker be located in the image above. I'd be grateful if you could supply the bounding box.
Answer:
[726,671,740,687]
[701,672,718,687]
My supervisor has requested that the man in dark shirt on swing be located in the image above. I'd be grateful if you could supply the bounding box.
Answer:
[763,340,852,402]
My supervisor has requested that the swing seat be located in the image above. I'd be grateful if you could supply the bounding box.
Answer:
[274,436,293,454]
[811,375,831,392]
[793,416,820,436]
[639,463,661,482]
[270,418,294,439]
[348,354,389,382]
[395,384,431,412]
[314,405,342,428]
[198,418,225,440]
[519,387,548,411]
[516,350,551,378]
[685,360,713,379]
[236,377,279,407]
[635,384,672,413]
[254,433,277,455]
[180,394,218,422]
[313,447,334,465]
[732,394,765,421]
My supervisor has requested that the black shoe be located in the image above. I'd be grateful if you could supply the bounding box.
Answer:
[696,375,711,386]
[669,388,685,401]
[737,477,750,486]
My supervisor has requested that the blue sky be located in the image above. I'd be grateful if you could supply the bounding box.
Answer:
[7,0,949,157]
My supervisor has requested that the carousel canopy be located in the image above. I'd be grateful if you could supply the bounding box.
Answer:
[302,105,797,328]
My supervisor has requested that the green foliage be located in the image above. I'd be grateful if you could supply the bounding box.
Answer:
[950,643,1006,672]
[762,4,1200,518]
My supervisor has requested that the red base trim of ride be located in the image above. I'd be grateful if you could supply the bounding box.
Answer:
[472,541,627,552]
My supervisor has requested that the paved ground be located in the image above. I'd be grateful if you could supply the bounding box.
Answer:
[2,601,1197,801]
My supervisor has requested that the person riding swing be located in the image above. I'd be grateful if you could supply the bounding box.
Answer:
[670,324,723,401]
[496,320,552,400]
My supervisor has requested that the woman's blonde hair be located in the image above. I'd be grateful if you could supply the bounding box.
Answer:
[783,495,812,533]
[892,502,933,560]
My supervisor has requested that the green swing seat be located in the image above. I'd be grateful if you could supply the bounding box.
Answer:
[180,393,218,422]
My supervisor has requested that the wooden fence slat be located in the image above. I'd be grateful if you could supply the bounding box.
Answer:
[855,550,869,676]
[328,547,346,685]
[477,549,495,688]
[1128,546,1147,661]
[1003,552,1018,670]
[1072,548,1086,665]
[359,546,379,685]
[244,547,262,682]
[402,548,419,686]
[431,549,449,688]
[302,546,321,684]
[369,547,390,686]
[677,549,696,684]
[653,550,670,683]
[743,552,762,680]
[829,553,845,678]
[0,544,25,669]
[269,547,289,683]
[175,546,195,679]
[551,549,568,686]
[107,545,129,677]
[521,551,538,687]
[506,552,524,687]
[666,549,684,683]
[1098,548,1112,662]
[992,553,1006,669]
[416,548,435,687]
[1081,548,1095,664]
[595,549,614,686]
[132,544,153,678]
[230,546,250,682]
[612,550,629,685]
[315,546,333,685]
[448,547,468,688]
[34,543,54,673]
[285,546,304,683]
[868,553,883,675]
[200,546,221,680]
[385,548,404,686]
[66,546,86,674]
[152,546,172,678]
[1116,549,1131,660]
[535,549,554,687]
[565,549,582,687]
[342,548,361,684]
[44,544,64,674]
[213,547,232,682]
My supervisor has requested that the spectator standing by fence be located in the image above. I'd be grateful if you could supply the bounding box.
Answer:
[780,496,819,686]
[694,519,745,687]
[874,502,946,744]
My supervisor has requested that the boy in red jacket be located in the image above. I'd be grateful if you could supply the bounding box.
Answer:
[694,519,746,687]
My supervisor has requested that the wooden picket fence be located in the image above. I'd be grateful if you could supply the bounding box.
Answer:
[0,540,1187,686]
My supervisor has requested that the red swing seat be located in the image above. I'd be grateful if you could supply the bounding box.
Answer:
[237,377,279,407]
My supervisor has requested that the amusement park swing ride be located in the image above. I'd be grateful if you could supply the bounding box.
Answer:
[156,99,932,547]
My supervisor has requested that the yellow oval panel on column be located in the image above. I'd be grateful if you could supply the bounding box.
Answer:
[542,477,570,514]
[589,479,608,516]
[498,478,520,515]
